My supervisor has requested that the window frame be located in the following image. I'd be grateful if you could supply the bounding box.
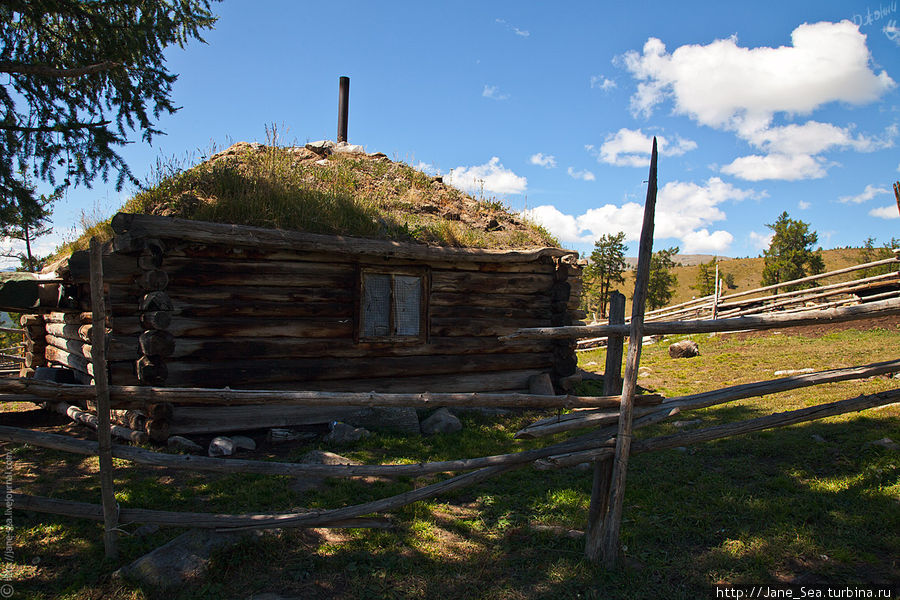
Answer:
[356,265,430,344]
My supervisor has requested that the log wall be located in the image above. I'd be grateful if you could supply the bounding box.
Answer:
[35,216,582,405]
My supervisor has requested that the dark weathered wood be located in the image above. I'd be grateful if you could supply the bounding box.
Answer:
[44,345,93,376]
[431,271,554,295]
[139,291,173,312]
[162,317,353,339]
[139,330,176,357]
[586,290,625,561]
[45,322,94,343]
[136,355,167,385]
[90,238,118,559]
[144,418,170,443]
[139,269,169,291]
[140,311,172,331]
[430,291,551,310]
[66,250,139,283]
[45,334,139,361]
[171,299,353,320]
[601,138,658,567]
[430,317,550,337]
[502,298,900,340]
[111,212,577,264]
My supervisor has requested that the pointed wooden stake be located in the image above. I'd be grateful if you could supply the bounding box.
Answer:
[599,138,659,567]
[90,238,118,559]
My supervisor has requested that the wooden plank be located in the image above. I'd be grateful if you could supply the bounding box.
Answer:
[430,317,550,337]
[163,317,354,338]
[110,212,577,264]
[169,299,354,320]
[431,291,551,310]
[45,334,139,361]
[431,271,554,295]
[44,345,94,376]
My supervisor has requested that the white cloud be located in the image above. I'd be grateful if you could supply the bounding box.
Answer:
[445,157,527,195]
[567,167,596,181]
[838,183,890,204]
[721,153,827,181]
[495,18,529,38]
[798,200,811,210]
[414,161,440,176]
[529,153,557,168]
[622,21,894,128]
[522,177,753,251]
[622,21,896,181]
[590,75,617,91]
[869,204,899,219]
[749,230,775,251]
[594,128,697,167]
[482,85,509,100]
[681,229,735,253]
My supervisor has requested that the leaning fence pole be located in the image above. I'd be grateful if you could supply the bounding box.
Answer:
[585,290,625,560]
[89,238,118,559]
[599,138,659,567]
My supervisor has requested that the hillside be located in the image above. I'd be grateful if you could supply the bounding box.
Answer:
[53,140,559,260]
[611,247,870,316]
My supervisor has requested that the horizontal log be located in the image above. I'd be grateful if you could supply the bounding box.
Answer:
[169,405,369,434]
[515,358,900,438]
[430,291,551,310]
[44,345,93,376]
[9,493,390,530]
[45,334,139,361]
[170,299,353,320]
[45,322,101,344]
[131,353,555,387]
[292,369,543,393]
[501,298,900,340]
[164,244,562,274]
[111,212,576,265]
[537,387,900,469]
[430,317,551,337]
[431,271,554,295]
[170,336,552,361]
[170,270,353,289]
[66,251,139,283]
[162,317,353,338]
[161,285,353,305]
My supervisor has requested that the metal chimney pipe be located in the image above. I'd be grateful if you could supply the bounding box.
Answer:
[337,76,349,143]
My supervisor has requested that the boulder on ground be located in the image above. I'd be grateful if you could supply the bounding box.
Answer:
[420,408,462,435]
[208,436,234,457]
[167,436,203,454]
[323,422,371,445]
[668,340,700,359]
[231,435,256,451]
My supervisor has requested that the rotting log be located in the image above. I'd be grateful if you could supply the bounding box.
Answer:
[501,298,900,341]
[136,355,167,385]
[139,330,176,358]
[537,387,900,469]
[44,345,93,377]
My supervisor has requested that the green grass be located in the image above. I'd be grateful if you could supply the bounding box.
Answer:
[49,142,558,262]
[3,324,899,599]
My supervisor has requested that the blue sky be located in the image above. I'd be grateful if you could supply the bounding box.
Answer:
[16,0,900,265]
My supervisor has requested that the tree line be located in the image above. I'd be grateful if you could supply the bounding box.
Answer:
[581,212,899,320]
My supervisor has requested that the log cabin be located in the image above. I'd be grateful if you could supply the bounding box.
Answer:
[21,212,582,435]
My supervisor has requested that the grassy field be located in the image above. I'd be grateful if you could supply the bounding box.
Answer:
[3,322,899,599]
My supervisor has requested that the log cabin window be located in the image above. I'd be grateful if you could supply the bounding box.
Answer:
[359,268,428,342]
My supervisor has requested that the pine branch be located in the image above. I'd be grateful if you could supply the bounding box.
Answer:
[0,61,123,78]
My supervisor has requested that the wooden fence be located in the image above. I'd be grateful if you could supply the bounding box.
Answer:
[2,143,898,567]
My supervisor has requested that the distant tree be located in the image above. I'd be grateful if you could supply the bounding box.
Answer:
[723,272,737,290]
[0,0,218,228]
[691,258,716,296]
[646,246,678,310]
[0,186,55,272]
[760,212,825,292]
[858,236,900,278]
[582,232,627,318]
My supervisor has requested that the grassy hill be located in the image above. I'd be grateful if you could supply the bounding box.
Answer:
[52,141,559,261]
[610,247,869,316]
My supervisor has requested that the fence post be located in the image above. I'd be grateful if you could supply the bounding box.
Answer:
[337,76,349,143]
[89,238,118,559]
[599,138,659,567]
[584,290,625,560]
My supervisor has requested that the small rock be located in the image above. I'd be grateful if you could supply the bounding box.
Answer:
[811,434,827,443]
[668,340,700,359]
[208,436,234,457]
[167,436,203,454]
[231,436,256,451]
[866,437,899,451]
[773,368,816,376]
[420,408,462,435]
[323,422,371,445]
[266,428,318,444]
[673,419,702,428]
[674,446,688,453]
[315,159,329,166]
[331,141,365,154]
[305,140,334,156]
